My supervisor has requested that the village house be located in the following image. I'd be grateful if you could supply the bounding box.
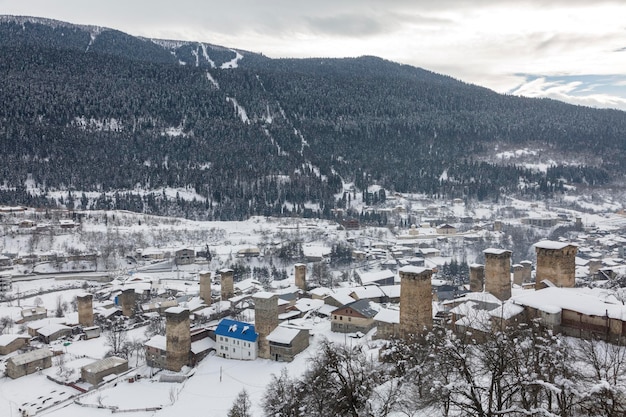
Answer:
[266,325,309,362]
[331,299,378,334]
[511,287,626,343]
[0,334,30,355]
[37,323,72,343]
[6,348,53,379]
[373,308,400,339]
[436,224,456,235]
[144,335,167,369]
[215,319,258,360]
[175,248,195,265]
[19,306,47,323]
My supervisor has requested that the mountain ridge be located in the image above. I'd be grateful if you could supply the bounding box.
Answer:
[1,15,625,220]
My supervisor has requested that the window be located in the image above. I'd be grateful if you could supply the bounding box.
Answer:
[340,316,343,321]
[333,315,337,320]
[348,317,351,322]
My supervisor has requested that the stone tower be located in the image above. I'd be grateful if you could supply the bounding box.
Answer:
[165,307,191,372]
[469,264,485,292]
[513,264,524,286]
[77,293,94,327]
[253,292,278,359]
[520,260,533,282]
[120,288,136,317]
[588,259,602,278]
[399,266,433,338]
[484,248,512,301]
[535,241,578,288]
[199,270,212,306]
[220,269,234,301]
[294,263,306,291]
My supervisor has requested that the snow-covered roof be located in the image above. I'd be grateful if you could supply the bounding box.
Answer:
[455,309,492,332]
[357,269,395,284]
[450,301,479,316]
[145,335,166,351]
[380,285,401,298]
[0,334,29,346]
[309,287,332,297]
[317,304,337,317]
[26,317,66,330]
[165,306,188,315]
[266,326,302,344]
[82,356,127,374]
[37,323,71,337]
[489,302,525,319]
[191,338,214,354]
[484,248,511,255]
[443,291,502,306]
[511,287,626,320]
[215,319,258,342]
[374,308,399,324]
[399,266,429,275]
[349,285,385,300]
[534,240,577,250]
[327,292,357,306]
[252,291,276,300]
[338,299,378,319]
[294,298,324,313]
[8,348,52,366]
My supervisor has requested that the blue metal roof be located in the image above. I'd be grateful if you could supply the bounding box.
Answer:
[215,319,258,342]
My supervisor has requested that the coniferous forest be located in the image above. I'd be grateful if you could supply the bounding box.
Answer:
[1,16,626,220]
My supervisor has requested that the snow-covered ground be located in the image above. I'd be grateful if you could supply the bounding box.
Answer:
[1,190,626,416]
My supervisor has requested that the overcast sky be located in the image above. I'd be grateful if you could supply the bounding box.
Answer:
[2,0,625,110]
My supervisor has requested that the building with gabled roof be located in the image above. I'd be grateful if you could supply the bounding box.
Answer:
[373,308,400,340]
[331,299,378,334]
[0,334,30,355]
[266,325,309,362]
[356,269,395,286]
[81,356,128,386]
[215,318,258,360]
[6,348,52,379]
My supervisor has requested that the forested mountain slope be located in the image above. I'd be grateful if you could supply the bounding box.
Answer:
[1,16,625,219]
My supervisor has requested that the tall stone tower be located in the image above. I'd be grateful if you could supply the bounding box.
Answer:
[294,263,306,291]
[469,264,485,292]
[253,292,278,359]
[77,293,94,327]
[220,269,234,301]
[165,307,191,372]
[535,241,578,288]
[484,248,512,301]
[199,270,212,306]
[120,288,136,317]
[399,266,433,338]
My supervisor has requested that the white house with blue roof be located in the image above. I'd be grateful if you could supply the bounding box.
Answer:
[215,318,258,360]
